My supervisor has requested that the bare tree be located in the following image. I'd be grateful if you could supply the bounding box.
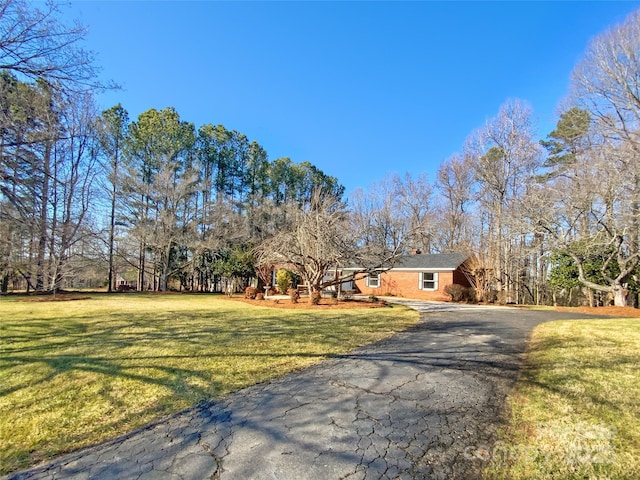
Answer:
[47,92,101,292]
[256,191,402,295]
[519,8,640,307]
[571,7,640,256]
[349,173,433,256]
[349,178,405,257]
[255,193,353,294]
[0,0,110,292]
[0,0,104,91]
[525,136,640,307]
[145,163,198,291]
[393,172,434,253]
[97,104,129,292]
[434,154,476,253]
[465,99,542,302]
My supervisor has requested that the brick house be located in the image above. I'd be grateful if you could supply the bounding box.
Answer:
[352,252,472,301]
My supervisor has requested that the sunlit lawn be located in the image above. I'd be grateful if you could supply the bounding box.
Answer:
[0,293,418,475]
[484,318,640,480]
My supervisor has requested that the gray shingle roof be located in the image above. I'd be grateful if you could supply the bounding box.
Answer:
[391,252,469,270]
[343,252,470,271]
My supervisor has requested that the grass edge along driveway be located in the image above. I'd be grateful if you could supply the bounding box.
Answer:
[483,317,640,480]
[0,293,419,475]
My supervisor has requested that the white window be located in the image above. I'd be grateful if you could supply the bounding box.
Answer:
[421,272,438,290]
[366,273,380,288]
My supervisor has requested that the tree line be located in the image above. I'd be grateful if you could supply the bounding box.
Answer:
[2,0,640,306]
[0,90,344,292]
[338,9,640,307]
[356,96,640,307]
[0,0,345,294]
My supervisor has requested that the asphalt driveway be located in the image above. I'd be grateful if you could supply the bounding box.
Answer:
[7,302,601,480]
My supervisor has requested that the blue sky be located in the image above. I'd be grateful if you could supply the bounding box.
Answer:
[61,1,640,194]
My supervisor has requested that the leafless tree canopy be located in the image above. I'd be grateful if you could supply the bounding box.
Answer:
[0,0,104,91]
[254,185,422,294]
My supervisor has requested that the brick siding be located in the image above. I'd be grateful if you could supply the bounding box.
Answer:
[355,269,469,301]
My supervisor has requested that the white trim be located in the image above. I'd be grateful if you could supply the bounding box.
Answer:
[366,273,380,288]
[419,272,438,291]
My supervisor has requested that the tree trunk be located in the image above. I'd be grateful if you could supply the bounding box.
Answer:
[588,288,595,307]
[613,284,627,307]
[36,143,51,292]
[107,178,117,292]
[138,242,146,291]
[568,287,573,306]
[158,247,169,292]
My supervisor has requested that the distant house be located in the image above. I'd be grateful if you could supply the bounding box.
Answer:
[115,276,135,292]
[352,252,472,301]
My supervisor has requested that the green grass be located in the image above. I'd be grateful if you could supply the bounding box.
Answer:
[483,318,640,480]
[0,293,418,475]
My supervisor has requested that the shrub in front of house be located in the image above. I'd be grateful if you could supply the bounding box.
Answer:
[310,290,321,305]
[255,293,265,300]
[444,284,477,303]
[276,269,292,294]
[287,287,299,304]
[244,286,258,299]
[444,284,463,302]
[484,289,499,304]
[465,287,477,303]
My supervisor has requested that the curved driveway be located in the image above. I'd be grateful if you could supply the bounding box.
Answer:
[8,301,600,480]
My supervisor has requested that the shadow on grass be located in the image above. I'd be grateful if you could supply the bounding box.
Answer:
[0,309,350,397]
[512,328,640,414]
[2,301,400,474]
[4,302,544,480]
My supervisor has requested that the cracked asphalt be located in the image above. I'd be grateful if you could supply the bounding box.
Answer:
[6,302,600,480]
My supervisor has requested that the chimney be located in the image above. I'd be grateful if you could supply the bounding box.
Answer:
[410,248,422,255]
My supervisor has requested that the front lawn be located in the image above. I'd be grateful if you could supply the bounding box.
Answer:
[483,318,640,480]
[0,293,418,475]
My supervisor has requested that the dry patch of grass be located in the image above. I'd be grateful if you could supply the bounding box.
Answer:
[483,318,640,480]
[17,294,92,302]
[0,293,418,475]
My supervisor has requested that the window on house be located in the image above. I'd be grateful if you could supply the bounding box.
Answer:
[366,273,380,288]
[421,272,438,290]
